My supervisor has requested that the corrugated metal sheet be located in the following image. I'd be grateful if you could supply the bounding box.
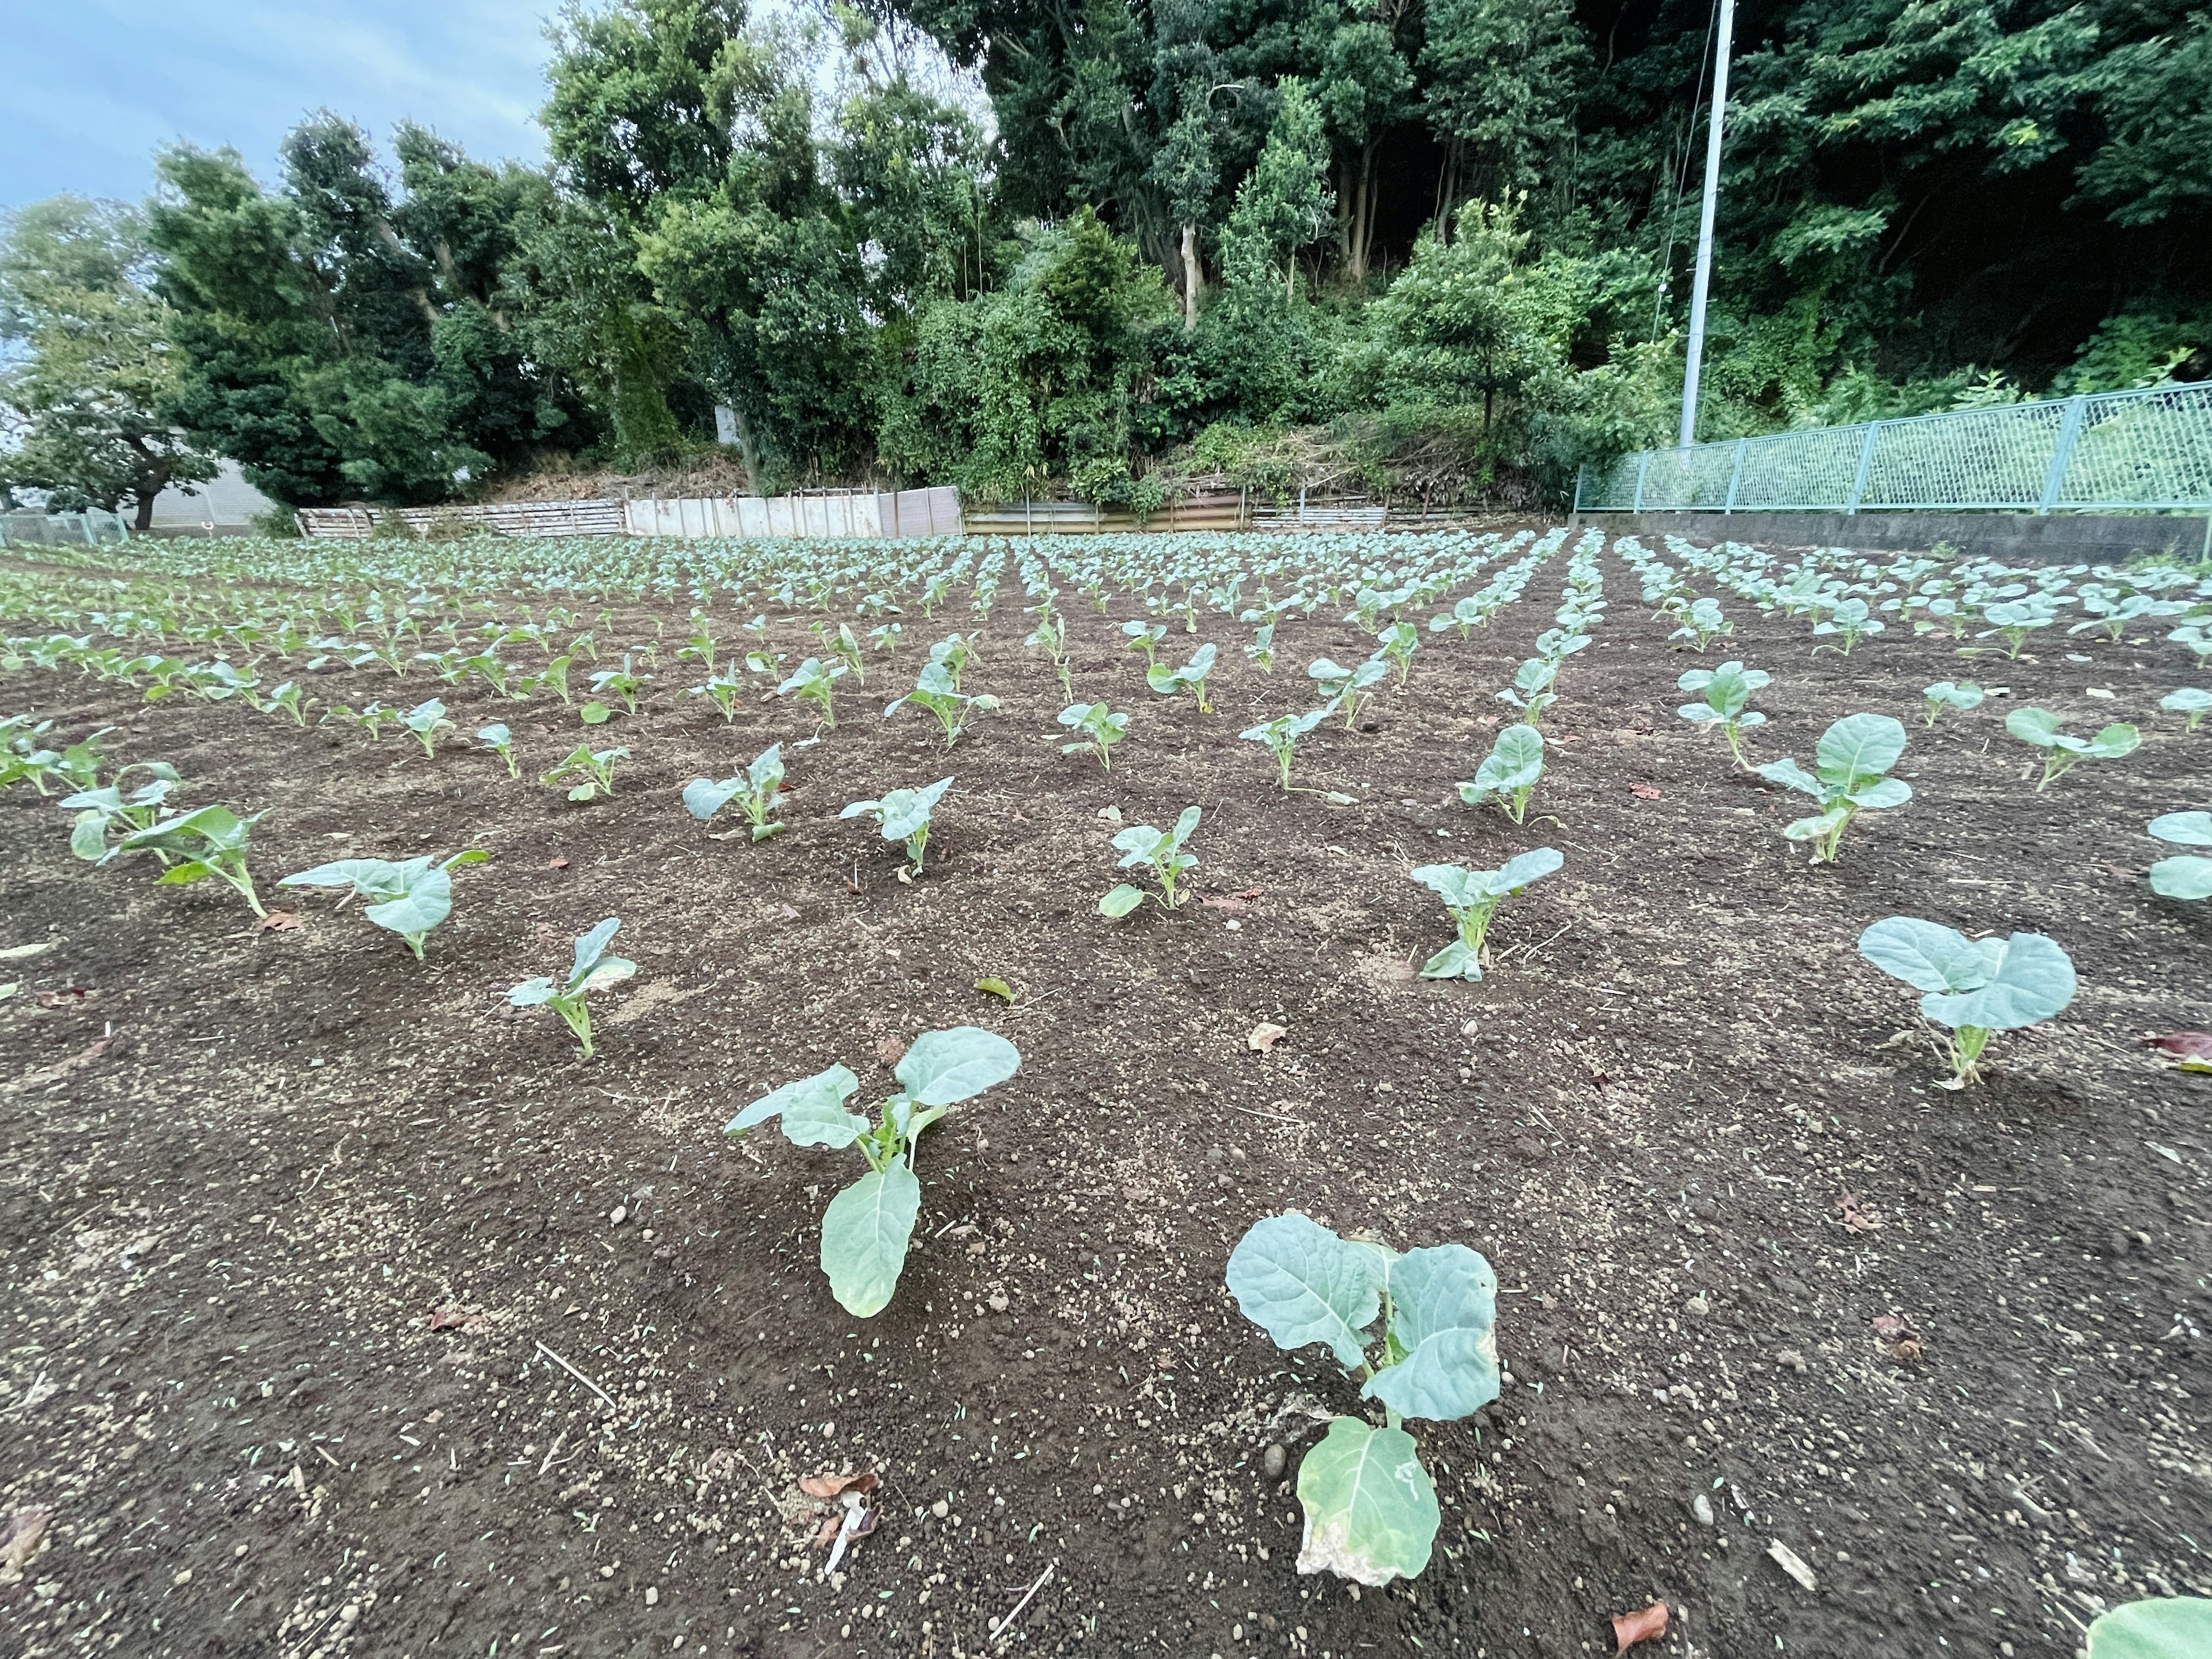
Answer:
[298,487,963,541]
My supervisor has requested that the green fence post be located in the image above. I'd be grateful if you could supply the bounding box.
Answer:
[1845,422,1881,515]
[1724,438,1747,514]
[2037,395,2088,514]
[1632,452,1652,513]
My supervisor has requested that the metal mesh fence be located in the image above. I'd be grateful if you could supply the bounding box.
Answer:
[1577,379,2212,515]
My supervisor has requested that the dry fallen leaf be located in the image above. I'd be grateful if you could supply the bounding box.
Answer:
[1833,1192,1883,1234]
[1248,1022,1289,1052]
[1870,1313,1918,1342]
[1630,783,1661,801]
[1,1505,51,1574]
[426,1307,478,1332]
[1611,1600,1669,1652]
[9,1034,116,1093]
[544,857,570,869]
[256,911,304,933]
[2146,1030,2212,1073]
[798,1469,881,1500]
[1200,896,1247,912]
[35,987,92,1009]
[812,1514,842,1549]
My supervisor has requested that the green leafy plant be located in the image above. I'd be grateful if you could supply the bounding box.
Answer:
[60,763,184,861]
[1410,849,1563,979]
[1676,661,1769,767]
[2160,688,2212,732]
[1922,680,1985,727]
[1669,596,1731,650]
[886,661,995,748]
[1057,702,1128,770]
[116,804,268,916]
[1225,1213,1498,1587]
[1857,916,2075,1086]
[1122,620,1166,666]
[543,744,627,802]
[2005,707,2139,790]
[1456,725,1544,823]
[402,698,456,758]
[725,1026,1021,1317]
[476,722,519,778]
[507,916,636,1058]
[677,610,719,676]
[2084,1596,2212,1658]
[1245,621,1277,673]
[1494,657,1558,725]
[778,656,849,728]
[536,653,575,705]
[1756,713,1911,862]
[842,776,953,876]
[683,743,787,840]
[278,849,488,959]
[259,680,308,725]
[1240,707,1328,790]
[589,653,649,715]
[1101,805,1202,916]
[1311,656,1389,726]
[1026,608,1073,697]
[2146,812,2212,900]
[1147,643,1218,712]
[1373,622,1419,685]
[1810,597,1883,654]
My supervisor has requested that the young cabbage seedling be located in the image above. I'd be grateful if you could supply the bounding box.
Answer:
[1101,805,1201,915]
[260,681,308,725]
[278,849,489,959]
[1409,848,1563,979]
[2160,688,2212,733]
[1057,702,1128,770]
[725,1026,1021,1317]
[1676,661,1769,767]
[683,743,787,840]
[886,661,995,748]
[1310,656,1389,727]
[1240,707,1328,790]
[1456,725,1545,823]
[507,916,636,1058]
[842,777,953,876]
[1669,596,1731,651]
[402,698,455,758]
[1147,643,1218,713]
[543,745,627,802]
[1225,1213,1499,1586]
[61,763,184,862]
[1810,597,1883,654]
[1857,916,2075,1086]
[2081,1596,2212,1659]
[2146,812,2212,901]
[1245,622,1277,673]
[778,657,847,729]
[2004,707,2139,790]
[476,723,520,778]
[1122,620,1167,666]
[1756,713,1912,862]
[1495,658,1559,725]
[589,654,650,715]
[117,804,268,916]
[1922,680,1985,727]
[1374,622,1419,686]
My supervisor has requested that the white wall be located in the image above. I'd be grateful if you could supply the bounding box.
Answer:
[149,460,275,529]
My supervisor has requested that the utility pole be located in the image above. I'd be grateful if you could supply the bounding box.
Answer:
[1679,0,1736,450]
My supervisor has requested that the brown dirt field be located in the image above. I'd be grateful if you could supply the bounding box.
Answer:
[0,538,2207,1659]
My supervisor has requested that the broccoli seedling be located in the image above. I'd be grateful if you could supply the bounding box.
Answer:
[1676,660,1769,767]
[1810,597,1883,654]
[61,763,184,862]
[1240,707,1328,790]
[1057,702,1128,770]
[278,849,488,959]
[1310,656,1389,727]
[543,745,627,802]
[476,723,520,778]
[1101,805,1201,916]
[536,654,575,705]
[683,743,787,841]
[1922,680,1985,727]
[2004,707,2139,790]
[842,776,953,876]
[1027,609,1073,698]
[726,1026,1021,1317]
[1756,713,1911,862]
[1410,848,1562,979]
[1857,916,2075,1086]
[778,656,847,728]
[1972,600,2055,658]
[1669,596,1731,650]
[588,654,649,715]
[927,633,978,690]
[402,698,456,758]
[866,622,903,656]
[116,804,268,916]
[1147,643,1218,712]
[683,677,739,726]
[260,681,308,725]
[677,611,719,676]
[887,661,997,748]
[2081,1597,2212,1658]
[1457,725,1545,823]
[1495,657,1559,725]
[1225,1213,1499,1586]
[2146,812,2212,900]
[507,916,636,1058]
[2158,688,2211,733]
[1374,622,1419,685]
[1122,620,1166,666]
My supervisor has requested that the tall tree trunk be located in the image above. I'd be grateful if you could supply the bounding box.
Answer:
[132,489,158,533]
[1347,146,1377,285]
[1180,222,1202,332]
[1434,136,1463,240]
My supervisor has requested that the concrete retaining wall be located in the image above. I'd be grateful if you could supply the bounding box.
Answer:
[1575,510,2212,565]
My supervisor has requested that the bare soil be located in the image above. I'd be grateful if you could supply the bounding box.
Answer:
[1,548,2207,1659]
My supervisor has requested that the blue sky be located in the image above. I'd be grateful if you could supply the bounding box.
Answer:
[5,0,556,211]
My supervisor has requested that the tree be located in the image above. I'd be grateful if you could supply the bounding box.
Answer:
[1366,198,1555,434]
[0,196,218,529]
[1148,105,1221,330]
[1223,81,1335,305]
[1421,0,1586,231]
[1315,17,1415,285]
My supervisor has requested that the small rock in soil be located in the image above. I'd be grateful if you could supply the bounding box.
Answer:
[1262,1444,1287,1481]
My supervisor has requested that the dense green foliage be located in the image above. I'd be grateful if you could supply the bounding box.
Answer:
[3,0,2206,511]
